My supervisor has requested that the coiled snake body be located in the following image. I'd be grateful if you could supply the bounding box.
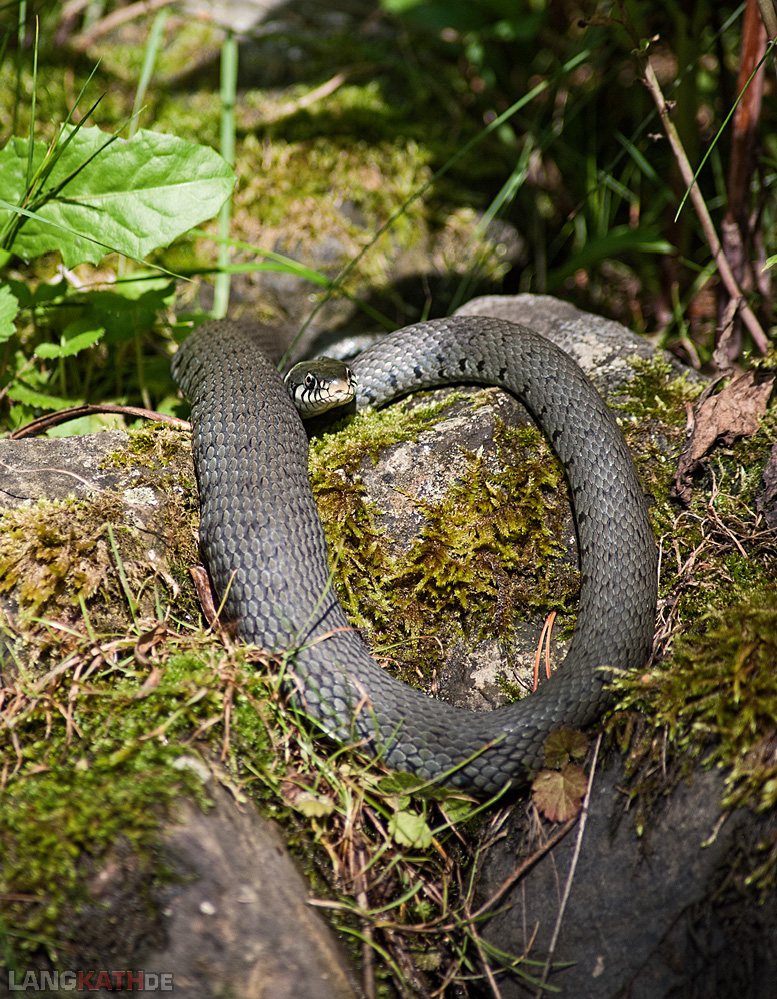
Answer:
[173,317,657,793]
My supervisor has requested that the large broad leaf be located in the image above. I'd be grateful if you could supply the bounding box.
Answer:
[0,126,235,267]
[0,284,18,343]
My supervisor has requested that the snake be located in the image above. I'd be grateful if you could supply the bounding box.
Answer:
[172,316,657,794]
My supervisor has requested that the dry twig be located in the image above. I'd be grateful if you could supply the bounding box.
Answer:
[533,733,602,997]
[7,404,189,439]
[639,56,769,355]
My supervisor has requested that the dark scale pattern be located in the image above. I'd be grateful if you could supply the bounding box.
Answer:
[173,317,658,794]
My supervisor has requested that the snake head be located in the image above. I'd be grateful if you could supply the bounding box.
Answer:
[284,357,357,418]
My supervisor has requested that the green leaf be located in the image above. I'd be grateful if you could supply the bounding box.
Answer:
[0,284,19,343]
[109,272,177,301]
[438,796,477,825]
[5,384,81,410]
[0,127,236,267]
[293,791,335,819]
[543,727,589,769]
[35,323,104,359]
[389,808,433,848]
[83,286,174,345]
[377,771,428,797]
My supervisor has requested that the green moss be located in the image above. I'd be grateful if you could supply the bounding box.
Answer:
[99,426,201,618]
[311,394,456,471]
[0,496,124,624]
[611,354,700,425]
[309,391,577,685]
[0,737,199,949]
[0,646,279,955]
[612,585,777,815]
[396,419,576,642]
[232,135,432,288]
[598,356,777,836]
[102,425,188,471]
[0,429,202,671]
[608,356,699,508]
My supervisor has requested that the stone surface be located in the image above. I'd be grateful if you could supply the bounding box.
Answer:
[146,777,360,999]
[455,294,696,392]
[0,430,133,510]
[474,760,777,999]
[347,385,578,712]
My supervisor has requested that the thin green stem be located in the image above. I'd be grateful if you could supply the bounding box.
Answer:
[129,8,168,140]
[24,13,37,193]
[12,0,26,135]
[213,30,238,319]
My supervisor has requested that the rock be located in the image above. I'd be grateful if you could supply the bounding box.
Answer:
[0,765,360,999]
[146,776,360,999]
[325,383,579,711]
[0,430,136,511]
[474,760,777,999]
[455,293,694,392]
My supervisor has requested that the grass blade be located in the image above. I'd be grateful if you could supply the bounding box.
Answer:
[129,8,168,140]
[24,12,37,192]
[213,30,238,319]
[674,37,777,222]
[11,0,26,135]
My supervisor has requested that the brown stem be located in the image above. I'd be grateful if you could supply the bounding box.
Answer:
[727,0,768,232]
[641,57,769,355]
[6,403,189,439]
[720,0,768,360]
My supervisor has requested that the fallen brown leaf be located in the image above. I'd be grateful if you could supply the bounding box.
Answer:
[531,763,588,823]
[133,666,161,699]
[134,621,168,666]
[671,370,775,504]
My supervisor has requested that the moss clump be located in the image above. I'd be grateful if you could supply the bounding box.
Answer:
[0,741,198,951]
[0,496,123,623]
[233,135,432,288]
[309,391,576,686]
[610,356,701,508]
[102,425,189,471]
[612,354,700,426]
[0,433,201,653]
[612,584,777,814]
[0,646,278,956]
[394,420,576,643]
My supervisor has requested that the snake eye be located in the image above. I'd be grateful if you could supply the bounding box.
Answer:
[305,373,318,390]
